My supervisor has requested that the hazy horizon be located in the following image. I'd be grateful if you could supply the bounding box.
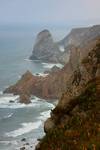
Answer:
[0,0,100,27]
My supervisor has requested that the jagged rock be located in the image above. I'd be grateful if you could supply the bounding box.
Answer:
[44,65,60,74]
[20,147,25,150]
[30,30,61,63]
[4,27,100,104]
[20,94,30,104]
[21,138,26,142]
[34,27,100,149]
[30,25,100,65]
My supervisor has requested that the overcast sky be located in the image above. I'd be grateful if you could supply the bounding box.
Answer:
[0,0,100,25]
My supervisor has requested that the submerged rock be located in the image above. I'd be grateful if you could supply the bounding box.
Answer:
[21,138,26,142]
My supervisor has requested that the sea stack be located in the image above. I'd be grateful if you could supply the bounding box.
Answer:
[30,29,61,63]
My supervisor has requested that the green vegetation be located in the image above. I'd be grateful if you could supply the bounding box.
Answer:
[38,79,100,150]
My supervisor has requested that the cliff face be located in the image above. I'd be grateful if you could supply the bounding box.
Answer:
[59,25,100,48]
[36,40,100,150]
[58,25,100,64]
[37,77,100,150]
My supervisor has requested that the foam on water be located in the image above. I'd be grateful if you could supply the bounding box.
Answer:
[35,73,48,77]
[0,140,18,146]
[1,113,13,120]
[42,62,63,69]
[0,94,55,109]
[5,121,42,137]
[0,94,19,104]
[38,110,51,121]
[59,46,65,52]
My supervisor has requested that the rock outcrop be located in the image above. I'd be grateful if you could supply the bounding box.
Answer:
[4,37,100,103]
[4,71,41,104]
[30,25,100,64]
[59,25,100,48]
[58,25,100,64]
[35,38,100,150]
[30,30,61,63]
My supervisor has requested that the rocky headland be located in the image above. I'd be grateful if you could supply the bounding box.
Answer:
[30,25,100,64]
[35,37,100,150]
[4,25,100,104]
[3,25,100,149]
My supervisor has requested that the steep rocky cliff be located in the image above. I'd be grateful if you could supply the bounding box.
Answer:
[58,25,100,64]
[35,39,100,150]
[59,25,100,48]
[30,30,61,63]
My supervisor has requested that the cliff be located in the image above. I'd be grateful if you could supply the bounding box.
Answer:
[58,25,100,64]
[35,39,100,150]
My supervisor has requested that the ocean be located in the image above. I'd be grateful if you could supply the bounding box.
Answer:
[0,24,70,150]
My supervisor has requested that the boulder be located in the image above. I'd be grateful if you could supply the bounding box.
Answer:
[44,118,55,133]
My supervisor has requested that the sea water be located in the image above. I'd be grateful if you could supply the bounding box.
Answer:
[0,24,70,150]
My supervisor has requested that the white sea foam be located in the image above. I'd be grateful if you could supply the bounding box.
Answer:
[35,73,48,77]
[5,121,42,137]
[59,46,65,52]
[38,110,51,121]
[0,140,18,145]
[0,94,19,104]
[24,58,33,62]
[2,113,13,120]
[0,93,55,110]
[42,62,63,69]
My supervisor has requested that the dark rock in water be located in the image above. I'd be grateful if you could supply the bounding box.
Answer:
[9,100,14,103]
[35,41,100,149]
[30,29,61,63]
[20,94,30,104]
[20,147,25,150]
[37,138,42,141]
[25,143,29,145]
[36,73,40,76]
[21,138,26,142]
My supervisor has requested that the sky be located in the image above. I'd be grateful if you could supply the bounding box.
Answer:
[0,0,100,26]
